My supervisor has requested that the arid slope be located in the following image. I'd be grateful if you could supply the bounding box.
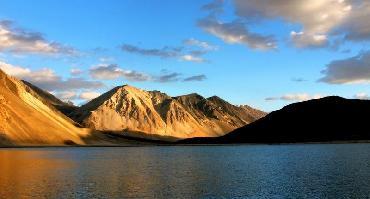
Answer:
[71,85,265,140]
[0,69,90,146]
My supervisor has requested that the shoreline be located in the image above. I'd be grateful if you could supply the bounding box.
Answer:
[1,140,370,149]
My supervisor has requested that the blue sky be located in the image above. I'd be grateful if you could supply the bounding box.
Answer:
[1,0,370,111]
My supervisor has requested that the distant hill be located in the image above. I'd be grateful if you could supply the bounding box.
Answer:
[180,96,370,144]
[70,85,265,140]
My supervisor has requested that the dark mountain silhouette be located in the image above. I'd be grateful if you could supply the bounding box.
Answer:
[180,96,370,144]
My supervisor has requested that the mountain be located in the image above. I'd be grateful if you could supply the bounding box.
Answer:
[70,85,265,140]
[0,69,157,146]
[0,69,93,146]
[180,96,370,144]
[22,80,78,116]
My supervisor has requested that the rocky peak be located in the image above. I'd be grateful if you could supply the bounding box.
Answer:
[70,84,266,140]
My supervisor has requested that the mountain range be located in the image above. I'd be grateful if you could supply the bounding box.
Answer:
[0,69,265,145]
[2,68,370,146]
[68,85,265,140]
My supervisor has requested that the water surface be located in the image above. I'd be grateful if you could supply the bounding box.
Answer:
[1,144,370,198]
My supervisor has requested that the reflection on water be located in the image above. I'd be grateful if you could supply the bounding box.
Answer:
[1,144,370,198]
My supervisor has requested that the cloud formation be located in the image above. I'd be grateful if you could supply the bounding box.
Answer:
[88,63,206,83]
[0,61,104,92]
[354,92,370,100]
[181,54,206,63]
[232,0,370,48]
[121,44,181,59]
[89,64,151,81]
[156,72,182,83]
[198,18,276,50]
[54,91,101,102]
[183,38,218,51]
[201,0,224,15]
[199,0,370,49]
[55,91,78,101]
[198,0,277,50]
[183,74,207,82]
[70,68,83,76]
[234,0,352,48]
[121,40,216,63]
[0,20,76,55]
[79,91,101,101]
[89,64,126,80]
[266,93,324,102]
[341,1,370,41]
[319,51,370,84]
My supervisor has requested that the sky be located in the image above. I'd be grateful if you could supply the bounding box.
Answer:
[0,0,370,111]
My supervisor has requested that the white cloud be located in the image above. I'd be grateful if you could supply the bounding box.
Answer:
[79,91,100,101]
[70,68,83,76]
[121,44,181,58]
[98,57,115,63]
[89,64,125,80]
[266,93,324,102]
[0,61,31,76]
[89,64,151,81]
[88,63,206,83]
[0,61,104,92]
[181,55,205,63]
[290,31,328,48]
[231,0,370,48]
[183,38,218,51]
[354,92,370,100]
[54,91,101,102]
[121,70,152,82]
[55,91,77,101]
[198,18,276,50]
[0,20,76,55]
[234,0,352,48]
[121,43,213,63]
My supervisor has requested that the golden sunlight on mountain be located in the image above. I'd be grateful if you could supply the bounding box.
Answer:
[0,69,92,145]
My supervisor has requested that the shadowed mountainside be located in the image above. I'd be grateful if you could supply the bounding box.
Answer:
[180,96,370,144]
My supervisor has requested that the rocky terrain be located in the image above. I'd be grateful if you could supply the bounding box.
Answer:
[0,69,158,146]
[70,85,265,140]
[0,69,265,145]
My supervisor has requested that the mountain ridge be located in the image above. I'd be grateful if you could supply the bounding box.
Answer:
[70,84,265,140]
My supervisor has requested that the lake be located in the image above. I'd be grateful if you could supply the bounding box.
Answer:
[1,144,370,198]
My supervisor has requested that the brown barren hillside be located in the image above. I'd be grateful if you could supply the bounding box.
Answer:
[71,85,265,140]
[0,69,91,146]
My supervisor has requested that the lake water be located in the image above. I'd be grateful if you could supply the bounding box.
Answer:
[1,144,370,198]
